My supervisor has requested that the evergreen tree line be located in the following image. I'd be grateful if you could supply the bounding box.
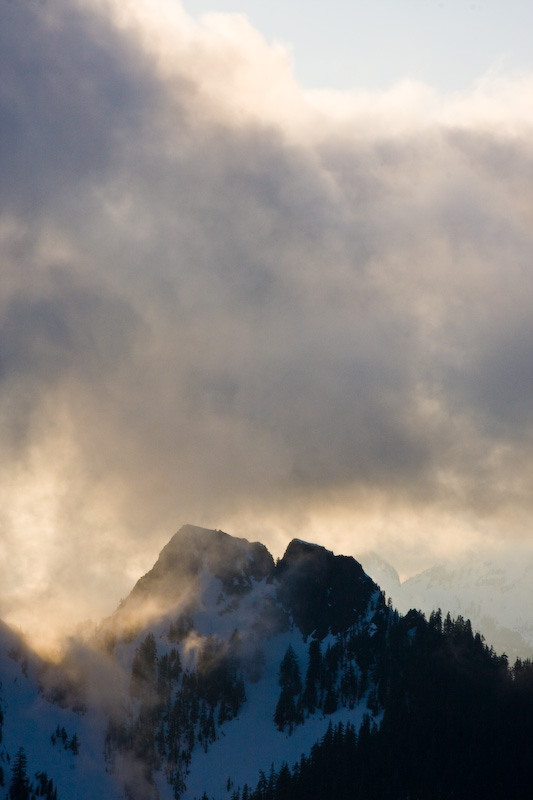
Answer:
[234,609,533,800]
[105,630,248,799]
[5,748,58,800]
[273,594,392,733]
[50,726,79,754]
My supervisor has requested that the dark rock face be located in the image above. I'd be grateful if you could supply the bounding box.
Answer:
[276,539,379,639]
[126,525,275,604]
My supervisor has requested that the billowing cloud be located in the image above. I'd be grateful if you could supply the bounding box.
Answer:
[2,0,533,648]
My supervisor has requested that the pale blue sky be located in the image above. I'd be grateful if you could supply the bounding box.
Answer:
[182,0,533,91]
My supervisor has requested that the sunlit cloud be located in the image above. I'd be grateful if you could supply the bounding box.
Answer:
[2,0,533,650]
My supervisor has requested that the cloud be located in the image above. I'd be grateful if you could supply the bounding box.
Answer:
[2,0,533,646]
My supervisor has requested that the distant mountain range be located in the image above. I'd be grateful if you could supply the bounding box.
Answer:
[2,525,533,799]
[358,549,533,659]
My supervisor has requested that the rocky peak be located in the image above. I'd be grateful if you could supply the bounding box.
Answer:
[276,538,381,639]
[106,525,274,639]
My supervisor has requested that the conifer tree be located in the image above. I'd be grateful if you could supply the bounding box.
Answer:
[131,633,158,697]
[9,748,32,800]
[323,687,338,715]
[70,733,80,755]
[301,640,321,714]
[274,647,303,731]
[278,646,302,695]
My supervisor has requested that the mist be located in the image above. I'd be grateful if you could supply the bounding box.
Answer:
[2,0,533,649]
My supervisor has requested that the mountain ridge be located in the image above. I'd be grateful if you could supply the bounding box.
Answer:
[2,525,533,799]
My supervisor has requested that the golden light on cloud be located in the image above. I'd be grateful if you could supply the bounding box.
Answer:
[1,0,533,653]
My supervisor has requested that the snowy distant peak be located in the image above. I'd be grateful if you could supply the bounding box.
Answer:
[360,548,533,659]
[356,551,402,596]
[402,564,450,590]
[276,538,380,639]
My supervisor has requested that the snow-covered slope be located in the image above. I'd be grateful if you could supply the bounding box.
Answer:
[99,529,386,799]
[10,525,533,798]
[12,524,533,799]
[0,525,391,800]
[0,620,118,799]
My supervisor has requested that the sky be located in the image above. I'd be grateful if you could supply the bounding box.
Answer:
[2,0,533,651]
[183,0,533,92]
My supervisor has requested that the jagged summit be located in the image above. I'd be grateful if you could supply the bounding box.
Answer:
[107,526,383,642]
[94,527,382,657]
[282,538,333,559]
[277,537,380,638]
[131,525,274,598]
[107,525,274,636]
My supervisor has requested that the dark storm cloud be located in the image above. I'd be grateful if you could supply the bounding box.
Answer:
[2,0,533,642]
[0,0,167,216]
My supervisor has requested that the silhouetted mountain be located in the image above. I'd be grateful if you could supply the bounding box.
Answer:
[2,525,533,800]
[276,539,377,638]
